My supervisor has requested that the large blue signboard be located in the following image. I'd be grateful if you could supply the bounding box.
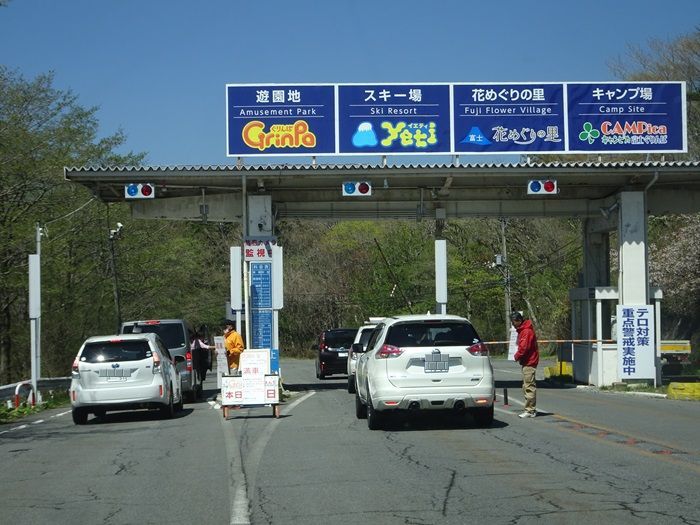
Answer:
[226,82,686,156]
[337,84,451,155]
[226,84,336,157]
[567,82,686,153]
[453,83,566,153]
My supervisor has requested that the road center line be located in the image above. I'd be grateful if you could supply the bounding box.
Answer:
[221,391,316,525]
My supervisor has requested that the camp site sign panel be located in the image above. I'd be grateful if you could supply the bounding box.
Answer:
[567,82,686,153]
[226,82,686,157]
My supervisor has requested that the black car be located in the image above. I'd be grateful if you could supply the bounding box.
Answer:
[315,328,357,379]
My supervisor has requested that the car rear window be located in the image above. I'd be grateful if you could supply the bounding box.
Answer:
[358,327,375,346]
[386,321,481,347]
[122,323,185,348]
[324,330,357,347]
[80,340,152,363]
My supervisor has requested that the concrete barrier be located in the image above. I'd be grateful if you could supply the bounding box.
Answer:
[667,382,700,400]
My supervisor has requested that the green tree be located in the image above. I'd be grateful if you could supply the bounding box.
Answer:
[0,67,144,382]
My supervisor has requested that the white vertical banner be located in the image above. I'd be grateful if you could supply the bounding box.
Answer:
[617,305,655,380]
[29,254,41,319]
[230,247,242,311]
[214,336,227,388]
[435,239,447,306]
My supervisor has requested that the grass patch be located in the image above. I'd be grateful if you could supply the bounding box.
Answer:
[0,390,70,424]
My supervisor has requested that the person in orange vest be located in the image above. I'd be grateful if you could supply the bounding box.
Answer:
[224,319,244,374]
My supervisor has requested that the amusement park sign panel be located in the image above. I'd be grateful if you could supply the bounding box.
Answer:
[226,82,686,157]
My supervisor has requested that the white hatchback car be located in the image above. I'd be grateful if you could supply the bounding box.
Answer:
[355,314,494,430]
[70,333,183,424]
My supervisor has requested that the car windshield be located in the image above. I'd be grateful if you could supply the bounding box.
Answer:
[80,340,152,363]
[386,321,481,347]
[324,330,356,347]
[123,323,185,348]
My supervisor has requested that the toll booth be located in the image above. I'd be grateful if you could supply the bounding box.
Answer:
[569,286,663,386]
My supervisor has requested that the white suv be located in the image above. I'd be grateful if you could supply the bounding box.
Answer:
[346,319,383,393]
[354,314,494,430]
[70,333,183,424]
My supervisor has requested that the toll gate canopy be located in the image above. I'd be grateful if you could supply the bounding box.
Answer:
[64,160,700,221]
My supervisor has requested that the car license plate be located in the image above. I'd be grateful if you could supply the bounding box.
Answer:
[338,352,348,357]
[106,376,127,382]
[424,353,449,373]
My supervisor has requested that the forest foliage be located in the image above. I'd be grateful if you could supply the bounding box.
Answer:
[1,29,699,383]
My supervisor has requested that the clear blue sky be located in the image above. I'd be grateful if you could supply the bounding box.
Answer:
[1,0,697,166]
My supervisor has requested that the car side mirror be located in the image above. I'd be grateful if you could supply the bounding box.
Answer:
[352,342,365,353]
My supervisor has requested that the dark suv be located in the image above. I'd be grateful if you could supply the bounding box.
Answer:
[315,328,357,379]
[121,319,202,401]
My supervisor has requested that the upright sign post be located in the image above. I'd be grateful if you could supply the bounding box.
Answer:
[28,253,40,405]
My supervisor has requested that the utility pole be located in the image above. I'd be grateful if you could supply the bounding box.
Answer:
[500,218,512,338]
[108,223,124,333]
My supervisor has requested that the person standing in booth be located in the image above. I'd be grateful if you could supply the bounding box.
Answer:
[224,319,244,375]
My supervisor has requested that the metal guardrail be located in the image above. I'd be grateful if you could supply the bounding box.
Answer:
[0,377,71,404]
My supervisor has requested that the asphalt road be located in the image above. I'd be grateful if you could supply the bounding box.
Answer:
[1,359,699,524]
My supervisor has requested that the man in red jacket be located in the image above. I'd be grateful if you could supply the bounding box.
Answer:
[511,311,539,418]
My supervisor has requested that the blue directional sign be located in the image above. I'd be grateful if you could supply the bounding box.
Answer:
[250,262,272,309]
[567,82,686,153]
[337,84,451,155]
[453,83,566,154]
[251,309,273,348]
[226,82,686,156]
[226,84,336,156]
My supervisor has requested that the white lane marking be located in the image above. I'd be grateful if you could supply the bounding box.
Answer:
[244,392,316,498]
[492,367,521,375]
[220,407,250,525]
[0,409,71,436]
[221,391,316,525]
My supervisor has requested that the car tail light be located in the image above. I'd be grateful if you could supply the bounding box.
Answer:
[376,344,404,359]
[159,385,163,397]
[185,351,193,372]
[467,342,488,356]
[153,352,162,374]
[71,358,80,376]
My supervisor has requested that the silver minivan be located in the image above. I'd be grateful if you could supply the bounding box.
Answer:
[70,333,183,424]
